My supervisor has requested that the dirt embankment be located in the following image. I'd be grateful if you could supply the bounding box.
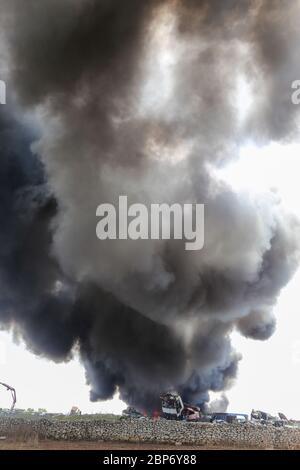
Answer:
[0,440,253,450]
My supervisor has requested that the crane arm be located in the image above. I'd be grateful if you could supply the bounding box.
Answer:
[0,382,16,412]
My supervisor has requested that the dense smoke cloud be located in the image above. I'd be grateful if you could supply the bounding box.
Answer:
[0,0,300,410]
[205,393,229,414]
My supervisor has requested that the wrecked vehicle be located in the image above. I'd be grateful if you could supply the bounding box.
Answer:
[122,406,144,419]
[160,392,201,421]
[210,412,248,424]
[161,392,184,420]
[182,404,201,422]
[251,409,284,427]
[69,406,81,416]
[277,412,300,428]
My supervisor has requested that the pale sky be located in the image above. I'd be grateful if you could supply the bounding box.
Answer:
[1,142,300,418]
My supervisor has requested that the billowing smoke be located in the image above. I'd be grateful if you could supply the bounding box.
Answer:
[0,0,300,411]
[205,393,229,414]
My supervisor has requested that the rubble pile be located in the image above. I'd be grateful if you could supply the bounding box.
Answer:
[1,417,300,449]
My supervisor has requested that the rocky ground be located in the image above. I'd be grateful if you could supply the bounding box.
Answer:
[1,417,300,450]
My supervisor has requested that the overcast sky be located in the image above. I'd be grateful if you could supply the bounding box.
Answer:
[1,141,300,418]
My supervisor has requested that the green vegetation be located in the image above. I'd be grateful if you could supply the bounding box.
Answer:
[53,413,122,422]
[0,408,122,422]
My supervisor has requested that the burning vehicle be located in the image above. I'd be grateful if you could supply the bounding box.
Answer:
[160,392,250,424]
[160,392,184,420]
[160,392,201,421]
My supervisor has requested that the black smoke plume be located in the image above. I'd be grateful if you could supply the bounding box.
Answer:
[0,0,300,411]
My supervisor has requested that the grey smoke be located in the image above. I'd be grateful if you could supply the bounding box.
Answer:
[237,309,276,341]
[0,0,300,411]
[205,393,229,414]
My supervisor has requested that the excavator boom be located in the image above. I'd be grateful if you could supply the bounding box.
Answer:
[0,382,16,412]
